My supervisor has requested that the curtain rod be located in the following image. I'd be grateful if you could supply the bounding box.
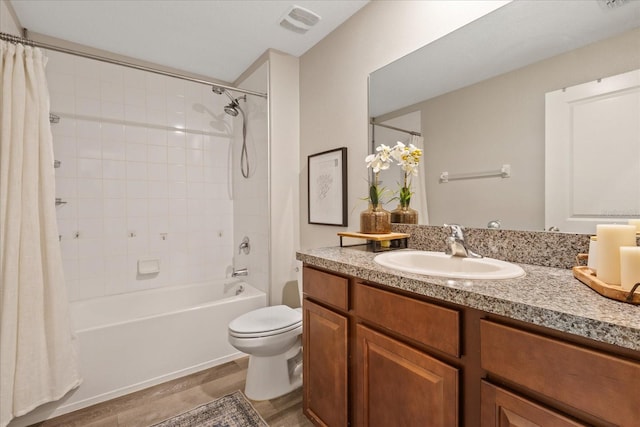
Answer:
[370,120,422,137]
[0,31,268,99]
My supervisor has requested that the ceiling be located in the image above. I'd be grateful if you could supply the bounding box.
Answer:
[9,0,369,83]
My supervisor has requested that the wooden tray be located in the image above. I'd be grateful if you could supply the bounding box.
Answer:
[337,231,410,241]
[337,231,410,252]
[573,266,640,305]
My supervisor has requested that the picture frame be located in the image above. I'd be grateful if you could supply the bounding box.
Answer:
[308,147,348,226]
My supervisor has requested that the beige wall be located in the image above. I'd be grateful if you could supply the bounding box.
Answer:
[299,0,509,249]
[1,0,21,35]
[267,50,300,305]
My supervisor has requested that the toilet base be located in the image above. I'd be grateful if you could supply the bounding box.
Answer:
[244,337,303,400]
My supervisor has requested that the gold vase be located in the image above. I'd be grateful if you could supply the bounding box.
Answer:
[360,204,391,234]
[390,204,418,224]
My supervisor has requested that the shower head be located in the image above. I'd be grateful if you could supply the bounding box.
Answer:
[224,102,240,117]
[213,86,246,117]
[212,85,236,104]
[215,92,249,179]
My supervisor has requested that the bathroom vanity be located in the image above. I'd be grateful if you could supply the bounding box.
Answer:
[297,245,640,427]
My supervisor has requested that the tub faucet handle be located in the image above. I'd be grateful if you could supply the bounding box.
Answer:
[487,219,501,229]
[445,223,465,241]
[239,236,250,255]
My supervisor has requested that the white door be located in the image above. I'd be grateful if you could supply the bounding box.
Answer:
[545,69,640,234]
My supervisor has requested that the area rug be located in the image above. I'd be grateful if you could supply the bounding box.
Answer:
[152,391,268,427]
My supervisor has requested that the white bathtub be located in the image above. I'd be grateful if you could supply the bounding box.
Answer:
[11,279,266,426]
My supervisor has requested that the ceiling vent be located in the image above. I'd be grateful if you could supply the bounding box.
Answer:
[599,0,628,8]
[279,5,321,34]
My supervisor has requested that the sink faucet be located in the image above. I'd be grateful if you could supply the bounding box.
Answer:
[444,224,483,258]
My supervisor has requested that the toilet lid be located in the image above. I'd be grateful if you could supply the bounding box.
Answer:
[229,305,302,337]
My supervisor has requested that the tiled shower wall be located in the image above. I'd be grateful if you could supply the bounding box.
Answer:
[46,50,237,301]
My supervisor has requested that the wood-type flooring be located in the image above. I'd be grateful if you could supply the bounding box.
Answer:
[31,357,312,427]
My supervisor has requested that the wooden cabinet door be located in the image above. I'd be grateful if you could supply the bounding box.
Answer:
[481,382,587,427]
[303,298,348,427]
[355,324,458,427]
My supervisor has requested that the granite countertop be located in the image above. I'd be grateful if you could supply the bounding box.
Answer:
[296,246,640,352]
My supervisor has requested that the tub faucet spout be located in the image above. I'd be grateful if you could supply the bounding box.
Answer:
[232,267,248,277]
[444,224,483,258]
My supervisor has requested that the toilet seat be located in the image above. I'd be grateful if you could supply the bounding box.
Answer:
[229,305,302,338]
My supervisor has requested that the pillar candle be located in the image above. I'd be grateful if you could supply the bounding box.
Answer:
[620,247,640,292]
[587,236,597,273]
[628,219,640,233]
[596,224,637,285]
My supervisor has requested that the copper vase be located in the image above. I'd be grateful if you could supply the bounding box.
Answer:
[360,204,391,234]
[390,204,418,224]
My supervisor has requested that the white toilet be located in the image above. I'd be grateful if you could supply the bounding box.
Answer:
[228,304,303,400]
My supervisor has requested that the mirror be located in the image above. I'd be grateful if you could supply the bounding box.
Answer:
[369,0,640,233]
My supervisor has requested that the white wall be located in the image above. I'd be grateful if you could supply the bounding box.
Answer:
[0,0,21,36]
[4,3,287,303]
[46,50,235,300]
[299,0,510,249]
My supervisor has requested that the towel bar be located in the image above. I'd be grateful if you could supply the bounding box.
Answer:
[440,164,511,183]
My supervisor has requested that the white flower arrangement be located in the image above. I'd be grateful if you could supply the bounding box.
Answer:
[391,142,422,207]
[364,144,395,207]
[365,141,422,208]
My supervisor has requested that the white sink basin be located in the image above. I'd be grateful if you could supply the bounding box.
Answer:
[374,250,525,280]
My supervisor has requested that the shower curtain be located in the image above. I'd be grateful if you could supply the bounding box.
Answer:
[409,134,429,225]
[0,41,81,427]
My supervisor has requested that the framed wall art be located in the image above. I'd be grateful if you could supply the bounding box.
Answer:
[308,147,348,226]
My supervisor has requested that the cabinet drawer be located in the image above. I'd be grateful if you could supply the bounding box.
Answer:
[481,320,640,426]
[354,282,460,357]
[303,266,348,311]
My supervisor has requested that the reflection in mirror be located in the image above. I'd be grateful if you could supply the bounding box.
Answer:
[545,69,640,233]
[369,0,640,233]
[371,112,428,224]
